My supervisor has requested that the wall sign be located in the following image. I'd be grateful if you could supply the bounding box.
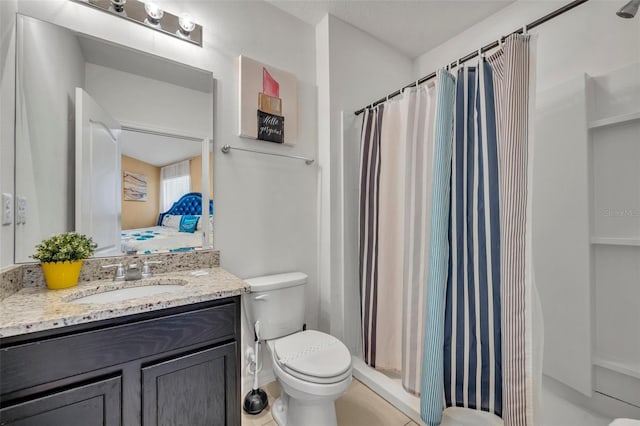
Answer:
[239,56,298,145]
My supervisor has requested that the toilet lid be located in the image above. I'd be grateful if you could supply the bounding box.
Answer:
[274,330,351,379]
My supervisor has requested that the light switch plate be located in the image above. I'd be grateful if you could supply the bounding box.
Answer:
[17,196,27,225]
[2,193,12,225]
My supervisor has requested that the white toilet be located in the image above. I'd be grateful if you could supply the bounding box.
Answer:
[245,272,352,426]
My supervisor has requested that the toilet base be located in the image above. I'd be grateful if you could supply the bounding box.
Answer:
[271,393,338,426]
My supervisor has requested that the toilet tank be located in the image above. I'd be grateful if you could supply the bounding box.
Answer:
[245,272,307,341]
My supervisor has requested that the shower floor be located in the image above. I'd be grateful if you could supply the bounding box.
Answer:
[352,357,614,426]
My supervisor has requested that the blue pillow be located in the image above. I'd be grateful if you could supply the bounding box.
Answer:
[179,215,199,233]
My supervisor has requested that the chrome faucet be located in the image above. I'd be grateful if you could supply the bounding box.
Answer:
[102,260,162,281]
[102,263,125,282]
[141,260,162,278]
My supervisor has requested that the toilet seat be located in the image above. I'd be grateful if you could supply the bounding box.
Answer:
[270,330,352,384]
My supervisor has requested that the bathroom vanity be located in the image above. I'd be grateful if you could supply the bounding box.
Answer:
[0,262,249,426]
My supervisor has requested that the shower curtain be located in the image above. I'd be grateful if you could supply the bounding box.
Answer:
[420,34,535,426]
[359,85,438,394]
[359,33,535,426]
[401,84,438,395]
[359,105,383,367]
[442,58,503,417]
[488,35,536,426]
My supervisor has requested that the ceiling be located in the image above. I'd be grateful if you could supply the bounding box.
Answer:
[121,130,204,167]
[267,0,515,58]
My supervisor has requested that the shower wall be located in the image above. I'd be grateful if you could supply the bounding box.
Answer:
[533,62,640,414]
[535,74,592,396]
[588,63,640,409]
[316,14,413,348]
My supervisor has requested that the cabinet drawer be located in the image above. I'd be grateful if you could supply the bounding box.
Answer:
[1,302,236,396]
[142,343,238,426]
[0,375,121,426]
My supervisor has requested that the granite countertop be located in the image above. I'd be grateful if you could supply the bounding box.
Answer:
[0,267,250,338]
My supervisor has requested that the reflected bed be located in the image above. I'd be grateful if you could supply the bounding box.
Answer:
[121,192,214,254]
[121,226,204,254]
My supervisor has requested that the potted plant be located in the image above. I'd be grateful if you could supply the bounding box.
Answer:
[32,232,96,290]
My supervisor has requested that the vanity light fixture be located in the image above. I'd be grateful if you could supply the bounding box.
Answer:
[110,0,126,13]
[73,0,203,47]
[144,1,164,25]
[178,13,196,37]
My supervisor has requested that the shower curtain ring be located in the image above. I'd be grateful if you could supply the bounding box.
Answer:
[522,24,528,34]
[498,37,503,48]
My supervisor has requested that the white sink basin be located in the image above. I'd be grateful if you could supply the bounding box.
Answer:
[69,284,185,304]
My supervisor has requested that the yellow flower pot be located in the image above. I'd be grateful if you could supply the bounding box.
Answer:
[41,260,83,290]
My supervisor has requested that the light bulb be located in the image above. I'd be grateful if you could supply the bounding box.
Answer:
[178,13,196,36]
[144,1,164,25]
[110,0,127,13]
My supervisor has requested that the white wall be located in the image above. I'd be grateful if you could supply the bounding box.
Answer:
[4,0,318,389]
[14,15,85,263]
[315,14,414,351]
[85,63,211,136]
[0,0,17,267]
[414,0,640,94]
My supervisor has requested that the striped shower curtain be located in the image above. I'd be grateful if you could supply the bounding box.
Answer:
[359,106,383,367]
[420,34,535,426]
[419,68,459,426]
[359,84,438,393]
[443,59,502,416]
[360,34,535,426]
[401,84,438,395]
[376,100,406,371]
[488,34,536,426]
[359,100,407,371]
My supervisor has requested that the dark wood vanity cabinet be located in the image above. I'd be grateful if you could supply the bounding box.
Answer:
[0,376,122,426]
[0,297,241,426]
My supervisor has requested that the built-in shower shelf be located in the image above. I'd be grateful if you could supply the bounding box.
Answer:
[590,237,640,246]
[588,110,640,129]
[593,357,640,380]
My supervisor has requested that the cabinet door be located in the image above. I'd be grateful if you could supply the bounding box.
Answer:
[142,342,237,426]
[0,376,121,426]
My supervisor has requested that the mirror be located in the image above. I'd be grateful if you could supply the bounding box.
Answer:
[14,14,214,262]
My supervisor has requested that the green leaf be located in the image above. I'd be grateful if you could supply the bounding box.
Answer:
[31,232,96,263]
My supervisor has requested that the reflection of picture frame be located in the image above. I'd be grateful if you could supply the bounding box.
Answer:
[239,56,298,145]
[123,171,147,201]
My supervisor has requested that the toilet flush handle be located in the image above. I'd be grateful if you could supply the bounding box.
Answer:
[253,294,269,301]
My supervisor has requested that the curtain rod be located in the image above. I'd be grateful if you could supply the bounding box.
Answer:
[121,125,207,142]
[354,0,590,116]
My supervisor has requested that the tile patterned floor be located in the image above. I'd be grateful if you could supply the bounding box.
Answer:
[241,378,419,426]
